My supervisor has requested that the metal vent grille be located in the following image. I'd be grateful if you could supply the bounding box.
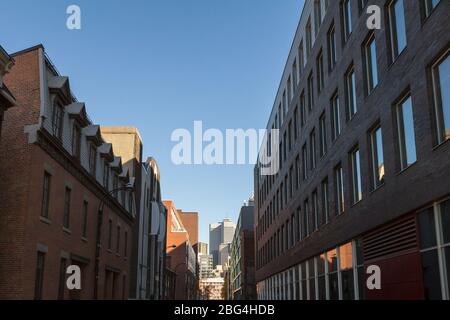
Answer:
[363,215,418,262]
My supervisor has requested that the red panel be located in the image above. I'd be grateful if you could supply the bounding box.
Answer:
[364,252,425,300]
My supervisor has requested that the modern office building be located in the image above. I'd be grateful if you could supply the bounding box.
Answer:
[198,242,208,255]
[254,0,449,300]
[209,218,236,267]
[198,254,214,279]
[163,200,198,300]
[0,45,136,299]
[229,199,256,300]
[0,45,15,136]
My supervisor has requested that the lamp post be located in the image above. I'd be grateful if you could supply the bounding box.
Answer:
[93,184,134,300]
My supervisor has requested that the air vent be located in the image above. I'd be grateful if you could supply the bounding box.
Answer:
[362,215,418,263]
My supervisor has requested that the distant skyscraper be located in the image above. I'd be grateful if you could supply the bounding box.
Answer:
[198,242,208,255]
[209,218,236,267]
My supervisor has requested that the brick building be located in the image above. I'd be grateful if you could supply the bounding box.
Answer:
[0,45,15,136]
[163,200,198,300]
[255,0,449,300]
[0,45,136,299]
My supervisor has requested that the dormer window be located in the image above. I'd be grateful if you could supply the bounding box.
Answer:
[113,173,119,198]
[103,161,109,190]
[72,123,81,159]
[52,101,64,140]
[89,144,96,175]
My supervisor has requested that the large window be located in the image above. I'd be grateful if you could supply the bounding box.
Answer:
[82,200,88,238]
[317,50,324,94]
[327,249,339,299]
[350,148,362,204]
[314,0,322,36]
[418,199,450,300]
[63,187,71,229]
[306,18,312,57]
[431,50,450,144]
[34,251,46,300]
[369,125,385,188]
[328,24,337,71]
[72,124,81,159]
[308,72,314,110]
[346,65,357,120]
[310,129,316,170]
[331,92,341,141]
[364,33,379,94]
[321,178,329,224]
[342,0,352,43]
[395,94,417,170]
[388,0,407,61]
[335,164,345,214]
[41,171,51,219]
[52,102,64,140]
[423,0,441,18]
[319,112,327,157]
[340,243,355,300]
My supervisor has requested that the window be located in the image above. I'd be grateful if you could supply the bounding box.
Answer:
[300,91,306,126]
[116,225,121,253]
[314,0,322,36]
[128,192,133,213]
[295,155,300,190]
[89,144,97,176]
[423,0,441,18]
[418,199,450,300]
[278,104,282,127]
[41,172,51,218]
[108,219,113,250]
[369,125,385,188]
[288,120,292,152]
[308,259,316,300]
[34,251,45,300]
[294,106,298,140]
[302,143,308,181]
[359,0,368,14]
[72,124,81,159]
[319,113,327,157]
[335,164,345,214]
[342,0,352,42]
[308,72,314,110]
[431,50,450,144]
[340,243,355,300]
[113,174,119,198]
[52,102,64,140]
[328,24,337,71]
[331,92,341,141]
[82,201,88,238]
[395,94,417,169]
[350,148,362,204]
[388,0,407,62]
[312,190,319,231]
[317,50,324,93]
[289,166,294,199]
[299,41,305,72]
[310,130,316,170]
[321,178,330,224]
[364,33,379,94]
[303,199,310,238]
[288,77,292,102]
[103,162,110,190]
[306,18,312,57]
[58,258,67,300]
[63,187,71,229]
[283,90,288,117]
[293,60,298,87]
[327,248,339,300]
[124,231,128,258]
[345,65,357,119]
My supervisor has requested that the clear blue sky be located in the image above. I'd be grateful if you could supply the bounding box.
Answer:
[1,0,304,244]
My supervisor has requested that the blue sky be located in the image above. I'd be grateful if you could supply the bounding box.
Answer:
[1,0,304,243]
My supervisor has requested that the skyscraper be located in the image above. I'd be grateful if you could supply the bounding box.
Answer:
[209,219,236,267]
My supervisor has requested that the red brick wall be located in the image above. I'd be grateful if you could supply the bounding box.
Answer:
[0,47,133,300]
[0,47,41,298]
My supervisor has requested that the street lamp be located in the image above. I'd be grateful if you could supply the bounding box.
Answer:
[93,184,134,300]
